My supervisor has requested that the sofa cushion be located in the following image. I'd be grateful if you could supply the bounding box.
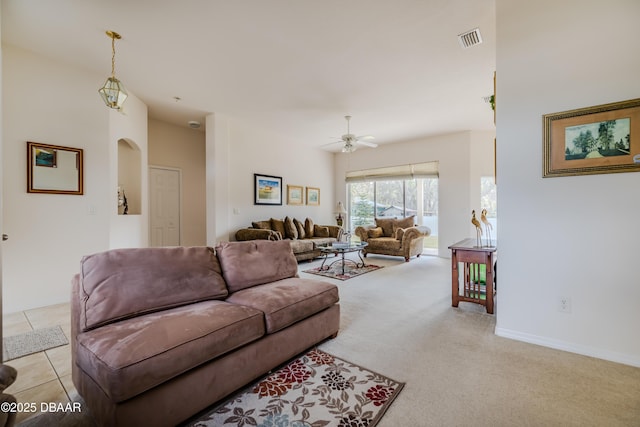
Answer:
[374,218,395,237]
[79,247,228,331]
[393,215,416,233]
[216,240,298,293]
[284,216,298,239]
[305,218,315,238]
[270,218,286,238]
[395,228,406,241]
[368,236,402,251]
[289,239,314,254]
[309,237,336,248]
[314,226,330,237]
[225,277,339,334]
[293,218,306,239]
[252,220,272,230]
[76,300,264,402]
[368,227,384,238]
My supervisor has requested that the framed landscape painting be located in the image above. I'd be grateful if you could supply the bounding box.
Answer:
[543,98,640,177]
[287,185,303,205]
[306,187,320,206]
[254,174,282,205]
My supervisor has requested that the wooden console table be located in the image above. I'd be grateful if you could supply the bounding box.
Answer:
[448,238,497,314]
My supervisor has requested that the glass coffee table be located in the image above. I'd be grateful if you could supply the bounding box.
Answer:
[318,242,368,275]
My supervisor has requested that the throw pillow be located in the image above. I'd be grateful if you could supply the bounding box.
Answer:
[314,225,330,238]
[395,227,405,241]
[395,215,416,230]
[304,217,315,238]
[293,218,306,239]
[270,218,286,238]
[367,227,384,238]
[284,216,298,240]
[374,218,395,237]
[252,220,272,230]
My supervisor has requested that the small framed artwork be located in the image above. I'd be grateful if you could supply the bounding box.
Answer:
[287,185,304,205]
[306,187,320,206]
[543,98,640,177]
[254,173,282,205]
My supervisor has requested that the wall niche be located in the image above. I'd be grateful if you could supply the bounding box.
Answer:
[117,138,141,215]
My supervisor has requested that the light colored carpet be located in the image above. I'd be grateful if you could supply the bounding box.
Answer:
[300,255,640,427]
[3,326,68,362]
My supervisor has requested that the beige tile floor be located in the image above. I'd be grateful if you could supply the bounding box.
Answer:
[2,303,78,425]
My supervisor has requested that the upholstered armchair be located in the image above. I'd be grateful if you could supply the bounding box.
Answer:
[355,216,430,262]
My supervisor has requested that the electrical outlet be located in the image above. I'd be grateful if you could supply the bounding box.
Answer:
[559,297,572,313]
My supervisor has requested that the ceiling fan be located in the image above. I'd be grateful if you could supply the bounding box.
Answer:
[325,115,377,152]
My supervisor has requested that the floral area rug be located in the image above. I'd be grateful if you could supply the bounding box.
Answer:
[304,264,383,281]
[189,349,404,427]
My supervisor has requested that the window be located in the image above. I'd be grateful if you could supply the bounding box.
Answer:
[480,176,497,239]
[346,162,439,252]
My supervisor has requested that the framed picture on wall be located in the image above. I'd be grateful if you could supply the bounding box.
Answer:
[543,98,640,177]
[306,187,320,206]
[254,174,282,205]
[287,185,304,205]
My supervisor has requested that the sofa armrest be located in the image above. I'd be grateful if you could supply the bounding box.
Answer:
[235,228,281,241]
[401,226,430,245]
[354,225,375,242]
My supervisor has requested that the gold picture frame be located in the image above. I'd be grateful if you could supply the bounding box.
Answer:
[287,185,303,205]
[27,141,84,195]
[543,98,640,177]
[306,187,320,206]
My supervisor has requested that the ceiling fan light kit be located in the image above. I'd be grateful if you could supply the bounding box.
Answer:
[328,115,378,152]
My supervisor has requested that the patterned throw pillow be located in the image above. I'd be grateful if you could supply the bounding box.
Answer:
[367,227,384,238]
[252,220,272,230]
[394,215,416,230]
[314,225,330,237]
[270,218,286,238]
[304,218,315,238]
[293,218,306,239]
[395,228,405,241]
[284,216,298,239]
[374,218,395,237]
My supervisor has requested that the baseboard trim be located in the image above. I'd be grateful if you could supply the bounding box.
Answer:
[495,327,640,368]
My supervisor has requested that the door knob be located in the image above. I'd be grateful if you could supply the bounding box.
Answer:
[2,234,7,241]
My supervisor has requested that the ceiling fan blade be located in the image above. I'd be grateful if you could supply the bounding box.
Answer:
[356,135,375,141]
[320,140,344,147]
[356,140,378,148]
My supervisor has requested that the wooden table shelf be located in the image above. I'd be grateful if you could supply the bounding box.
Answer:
[448,238,497,314]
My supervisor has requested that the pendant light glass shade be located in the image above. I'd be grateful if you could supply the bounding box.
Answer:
[99,76,128,109]
[99,31,128,110]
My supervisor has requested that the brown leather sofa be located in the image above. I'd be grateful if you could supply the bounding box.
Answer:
[71,241,340,426]
[355,216,430,262]
[235,217,343,262]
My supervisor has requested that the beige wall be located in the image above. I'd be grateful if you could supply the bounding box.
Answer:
[148,119,206,246]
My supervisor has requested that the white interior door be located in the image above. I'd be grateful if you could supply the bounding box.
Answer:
[149,167,181,247]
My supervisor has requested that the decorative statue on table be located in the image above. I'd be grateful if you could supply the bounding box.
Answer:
[481,209,494,247]
[471,210,483,247]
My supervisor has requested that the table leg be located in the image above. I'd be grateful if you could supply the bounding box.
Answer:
[485,254,494,314]
[451,249,459,307]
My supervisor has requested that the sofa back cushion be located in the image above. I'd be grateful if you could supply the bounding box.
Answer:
[79,247,228,332]
[216,240,298,293]
[284,216,298,239]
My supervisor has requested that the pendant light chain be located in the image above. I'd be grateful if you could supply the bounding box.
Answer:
[111,34,116,77]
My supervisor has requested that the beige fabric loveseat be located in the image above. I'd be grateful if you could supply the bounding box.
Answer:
[355,216,430,262]
[235,217,343,262]
[71,241,340,426]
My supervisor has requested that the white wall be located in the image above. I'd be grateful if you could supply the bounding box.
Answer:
[207,114,336,245]
[2,44,148,313]
[496,0,640,366]
[334,130,495,257]
[2,45,110,312]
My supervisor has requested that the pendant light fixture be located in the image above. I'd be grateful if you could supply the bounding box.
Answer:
[98,30,128,110]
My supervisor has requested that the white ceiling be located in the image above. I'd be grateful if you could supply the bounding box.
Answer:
[1,0,496,151]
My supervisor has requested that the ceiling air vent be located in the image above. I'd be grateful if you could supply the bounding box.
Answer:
[458,28,483,49]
